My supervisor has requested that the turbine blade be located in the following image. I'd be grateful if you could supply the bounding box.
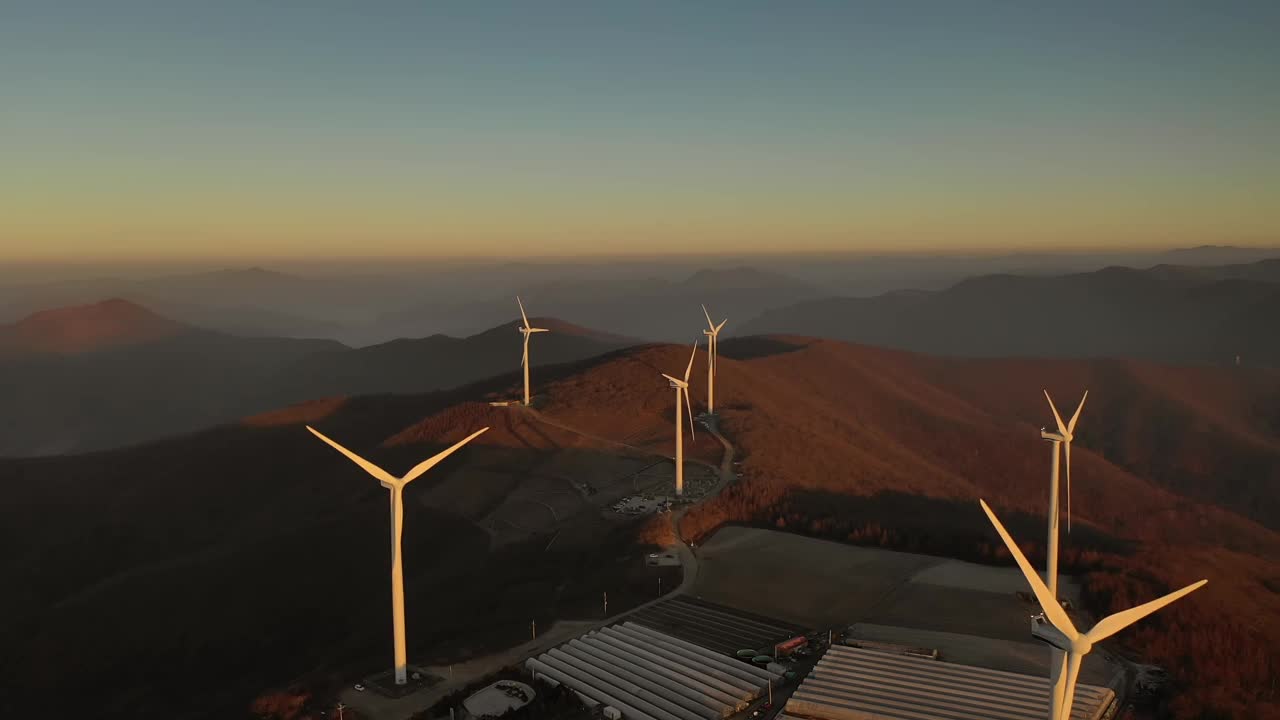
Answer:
[1084,579,1207,644]
[517,296,530,328]
[402,427,491,485]
[1044,390,1069,437]
[684,340,698,382]
[702,304,715,330]
[684,387,695,441]
[530,327,550,333]
[1068,391,1088,434]
[306,426,397,487]
[979,500,1078,639]
[715,318,727,333]
[521,340,528,367]
[1059,652,1084,720]
[661,373,682,385]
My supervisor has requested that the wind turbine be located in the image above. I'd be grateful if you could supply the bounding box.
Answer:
[306,424,490,685]
[979,500,1205,720]
[701,304,728,414]
[516,296,549,406]
[1040,390,1088,599]
[1039,391,1087,698]
[661,341,698,496]
[1045,390,1087,535]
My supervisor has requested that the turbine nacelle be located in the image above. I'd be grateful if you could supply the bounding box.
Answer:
[1031,614,1075,653]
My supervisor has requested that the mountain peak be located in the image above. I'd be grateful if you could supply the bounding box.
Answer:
[0,298,190,355]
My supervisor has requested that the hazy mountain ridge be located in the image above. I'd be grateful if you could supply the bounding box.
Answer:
[5,248,1278,345]
[373,266,826,342]
[0,302,634,456]
[741,259,1280,366]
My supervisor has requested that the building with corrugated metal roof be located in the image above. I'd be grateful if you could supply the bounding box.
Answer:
[781,644,1116,720]
[525,621,783,720]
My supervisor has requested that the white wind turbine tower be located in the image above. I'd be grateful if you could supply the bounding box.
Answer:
[701,304,727,414]
[516,296,550,406]
[661,341,699,497]
[979,500,1206,720]
[306,425,490,685]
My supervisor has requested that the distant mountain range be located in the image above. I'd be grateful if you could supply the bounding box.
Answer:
[11,247,1275,347]
[0,300,635,456]
[740,259,1280,366]
[7,254,1280,456]
[373,265,826,342]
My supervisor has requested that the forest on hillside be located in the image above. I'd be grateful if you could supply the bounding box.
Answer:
[677,482,1279,719]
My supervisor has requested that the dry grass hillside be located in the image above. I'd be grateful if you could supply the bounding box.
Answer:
[630,337,1279,719]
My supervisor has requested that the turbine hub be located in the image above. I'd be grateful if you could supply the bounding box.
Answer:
[1073,635,1093,655]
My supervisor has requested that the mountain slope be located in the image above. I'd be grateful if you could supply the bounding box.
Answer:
[1,339,1277,718]
[740,259,1280,366]
[0,304,636,457]
[0,298,190,355]
[669,338,1280,718]
[248,316,640,415]
[0,380,676,719]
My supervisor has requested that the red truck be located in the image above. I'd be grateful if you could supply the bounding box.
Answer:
[773,635,808,657]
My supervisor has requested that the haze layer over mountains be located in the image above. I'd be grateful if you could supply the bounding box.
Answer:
[3,248,1279,457]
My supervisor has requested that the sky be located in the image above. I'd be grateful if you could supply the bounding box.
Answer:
[2,1,1278,261]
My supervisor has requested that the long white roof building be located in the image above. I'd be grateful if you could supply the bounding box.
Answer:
[782,644,1117,720]
[525,621,783,720]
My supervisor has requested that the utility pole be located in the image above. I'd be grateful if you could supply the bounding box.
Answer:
[531,619,537,641]
[603,591,608,617]
[768,679,773,705]
[658,577,663,597]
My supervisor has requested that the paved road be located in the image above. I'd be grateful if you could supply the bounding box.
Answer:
[338,410,739,720]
